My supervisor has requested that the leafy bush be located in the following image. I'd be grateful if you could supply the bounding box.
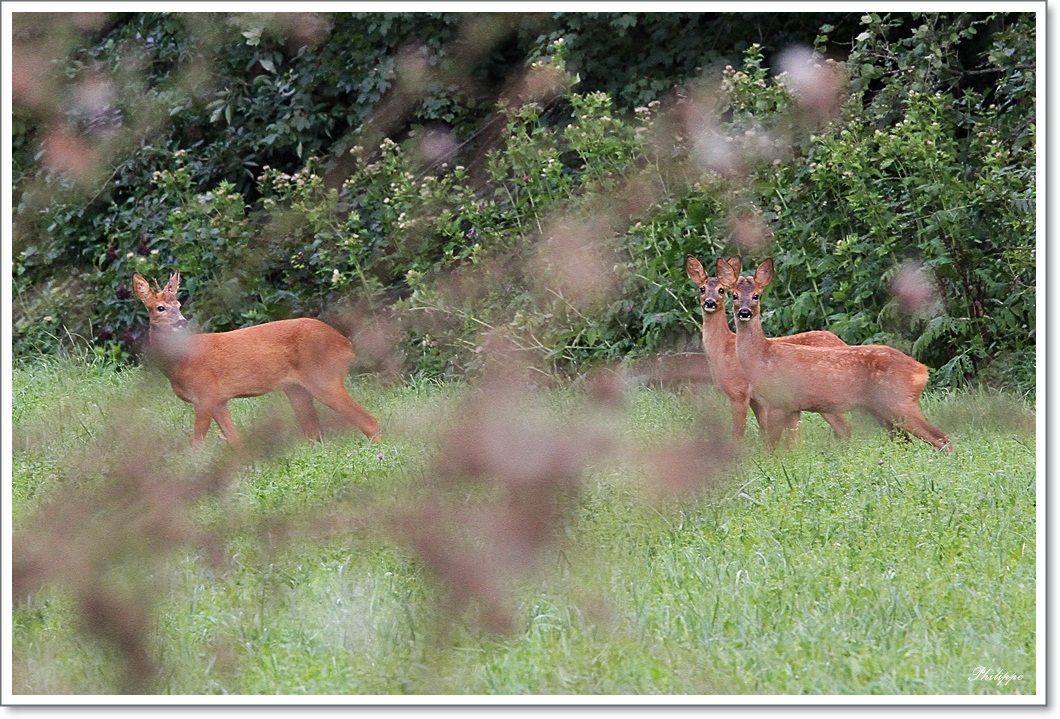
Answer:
[762,13,1036,389]
[12,12,1036,393]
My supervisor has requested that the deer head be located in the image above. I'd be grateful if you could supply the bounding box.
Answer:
[721,257,773,323]
[132,271,190,334]
[686,256,741,315]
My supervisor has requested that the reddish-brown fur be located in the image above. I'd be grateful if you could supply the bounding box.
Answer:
[133,271,380,448]
[686,256,850,444]
[718,258,951,452]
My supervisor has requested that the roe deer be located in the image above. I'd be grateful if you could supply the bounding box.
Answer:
[686,255,851,444]
[718,258,951,452]
[132,271,381,449]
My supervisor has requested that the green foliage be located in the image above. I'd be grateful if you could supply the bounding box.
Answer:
[526,13,866,110]
[12,12,1036,392]
[761,12,1036,389]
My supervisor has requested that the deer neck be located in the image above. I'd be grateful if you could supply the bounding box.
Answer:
[147,324,197,367]
[700,306,735,356]
[733,311,770,363]
[700,305,734,340]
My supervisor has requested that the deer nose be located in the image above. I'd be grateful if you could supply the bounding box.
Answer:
[175,316,189,330]
[736,308,752,321]
[703,298,718,312]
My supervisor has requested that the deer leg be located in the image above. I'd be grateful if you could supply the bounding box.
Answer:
[284,386,322,442]
[750,396,775,443]
[897,411,952,453]
[882,416,914,444]
[888,426,913,444]
[307,378,381,443]
[731,397,751,441]
[780,412,801,449]
[821,413,852,440]
[764,410,795,452]
[211,402,243,450]
[192,406,212,447]
[868,410,909,444]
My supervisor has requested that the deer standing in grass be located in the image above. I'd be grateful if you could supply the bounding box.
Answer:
[718,258,951,452]
[686,255,851,444]
[133,271,381,449]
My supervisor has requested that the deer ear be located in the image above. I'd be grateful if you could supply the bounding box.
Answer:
[685,256,707,283]
[163,271,181,295]
[756,258,775,287]
[727,257,742,275]
[716,257,737,286]
[132,273,152,301]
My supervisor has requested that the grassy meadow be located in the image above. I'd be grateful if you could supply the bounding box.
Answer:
[9,358,1038,697]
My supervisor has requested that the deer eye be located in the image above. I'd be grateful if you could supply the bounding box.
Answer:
[156,305,166,312]
[752,294,760,301]
[717,288,725,296]
[698,287,705,295]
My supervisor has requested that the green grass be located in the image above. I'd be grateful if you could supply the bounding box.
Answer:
[9,358,1038,696]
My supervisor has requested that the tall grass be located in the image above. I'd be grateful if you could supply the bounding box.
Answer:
[9,359,1037,696]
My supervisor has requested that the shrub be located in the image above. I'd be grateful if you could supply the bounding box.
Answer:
[12,13,1036,393]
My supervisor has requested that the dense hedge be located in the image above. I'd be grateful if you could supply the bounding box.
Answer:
[12,12,1036,392]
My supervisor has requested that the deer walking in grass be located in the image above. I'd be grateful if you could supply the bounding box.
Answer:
[132,271,380,449]
[718,258,951,453]
[686,255,851,444]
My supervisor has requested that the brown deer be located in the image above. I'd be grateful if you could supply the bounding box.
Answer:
[718,258,951,452]
[686,255,851,444]
[132,271,380,449]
